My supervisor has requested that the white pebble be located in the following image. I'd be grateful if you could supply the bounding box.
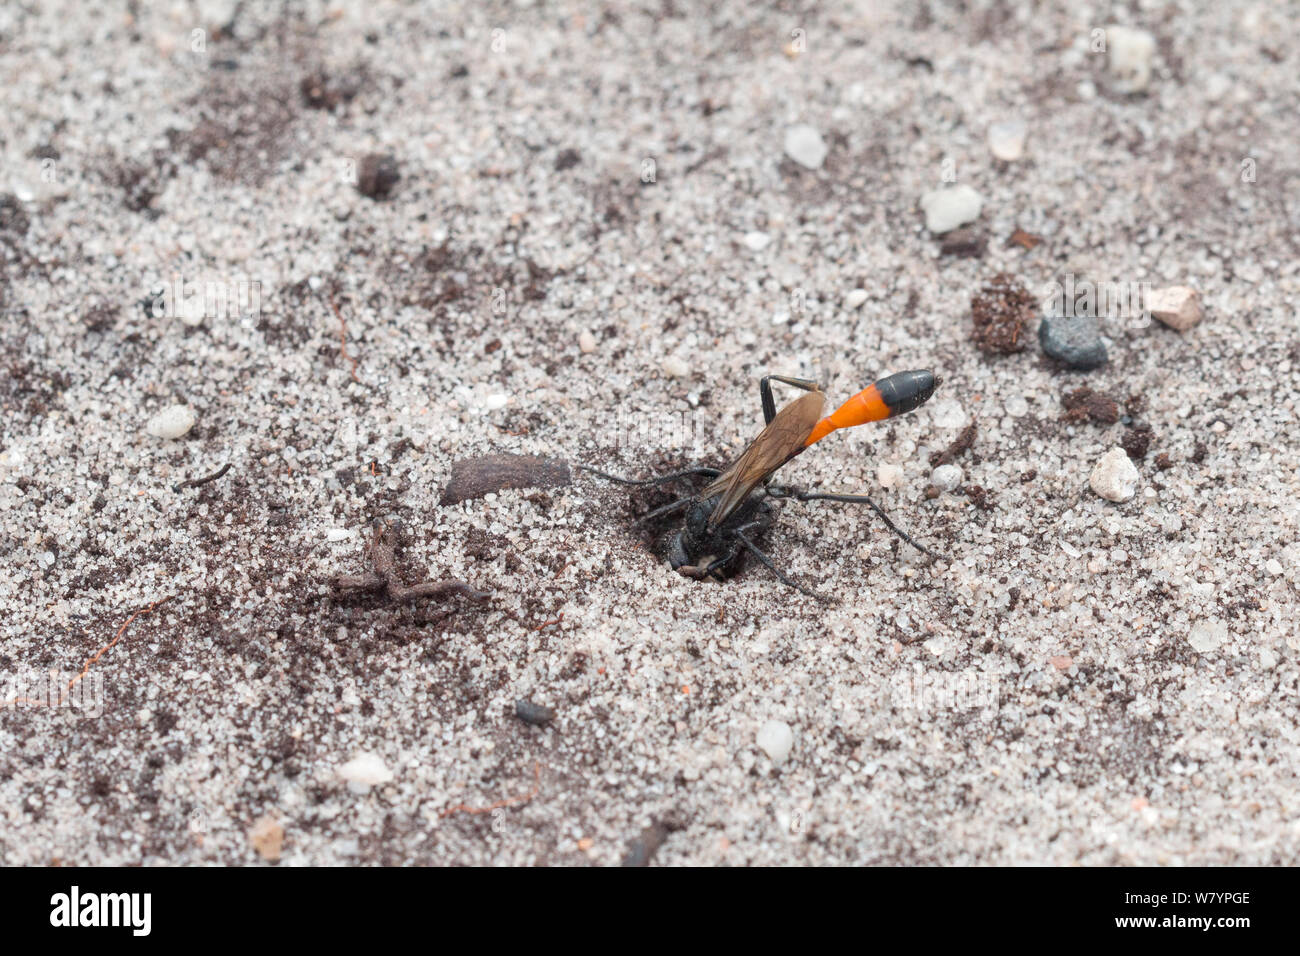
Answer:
[578,329,597,353]
[662,356,689,378]
[928,399,968,429]
[783,124,827,169]
[742,231,771,251]
[987,119,1027,161]
[919,184,983,234]
[338,752,394,793]
[1148,286,1203,331]
[756,720,794,766]
[1106,25,1156,93]
[146,404,196,440]
[930,464,963,492]
[877,463,903,490]
[178,294,206,327]
[1090,447,1139,502]
[485,393,509,410]
[1188,619,1227,654]
[844,288,869,310]
[1265,558,1284,576]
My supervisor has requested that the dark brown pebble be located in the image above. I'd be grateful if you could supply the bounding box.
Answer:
[440,454,571,505]
[356,153,400,199]
[940,226,986,258]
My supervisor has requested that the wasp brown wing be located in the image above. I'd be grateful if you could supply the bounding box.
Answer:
[699,389,826,529]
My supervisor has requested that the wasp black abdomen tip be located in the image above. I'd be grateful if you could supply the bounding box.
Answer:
[877,369,938,416]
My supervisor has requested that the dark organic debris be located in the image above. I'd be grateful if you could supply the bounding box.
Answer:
[0,193,30,235]
[113,157,174,214]
[554,148,582,171]
[300,70,361,110]
[356,153,400,199]
[84,303,117,333]
[1007,227,1043,250]
[330,521,491,604]
[1039,315,1108,370]
[1120,423,1154,460]
[172,460,232,492]
[1154,452,1174,471]
[964,484,995,511]
[514,699,556,727]
[970,273,1035,355]
[1063,386,1120,425]
[930,420,977,468]
[440,454,572,506]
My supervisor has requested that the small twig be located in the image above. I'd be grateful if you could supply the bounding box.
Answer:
[492,423,530,437]
[63,596,173,703]
[531,613,564,631]
[2,599,170,709]
[328,289,361,382]
[439,761,542,819]
[172,461,232,492]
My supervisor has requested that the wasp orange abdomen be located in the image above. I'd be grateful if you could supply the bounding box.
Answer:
[804,369,938,447]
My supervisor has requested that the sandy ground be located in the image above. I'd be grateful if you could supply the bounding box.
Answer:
[2,0,1298,866]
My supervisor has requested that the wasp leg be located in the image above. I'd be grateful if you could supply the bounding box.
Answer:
[693,515,768,579]
[578,464,721,486]
[633,496,693,526]
[760,374,822,425]
[734,530,830,602]
[767,485,949,562]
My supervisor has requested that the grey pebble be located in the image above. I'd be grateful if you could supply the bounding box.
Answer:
[1038,315,1108,370]
[514,699,556,726]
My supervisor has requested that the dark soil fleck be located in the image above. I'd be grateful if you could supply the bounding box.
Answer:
[0,193,30,235]
[300,68,362,110]
[554,148,582,171]
[1120,423,1154,460]
[1063,386,1120,425]
[964,485,995,510]
[930,420,977,467]
[970,273,1035,355]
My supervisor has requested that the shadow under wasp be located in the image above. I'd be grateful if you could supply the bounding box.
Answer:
[581,370,947,601]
